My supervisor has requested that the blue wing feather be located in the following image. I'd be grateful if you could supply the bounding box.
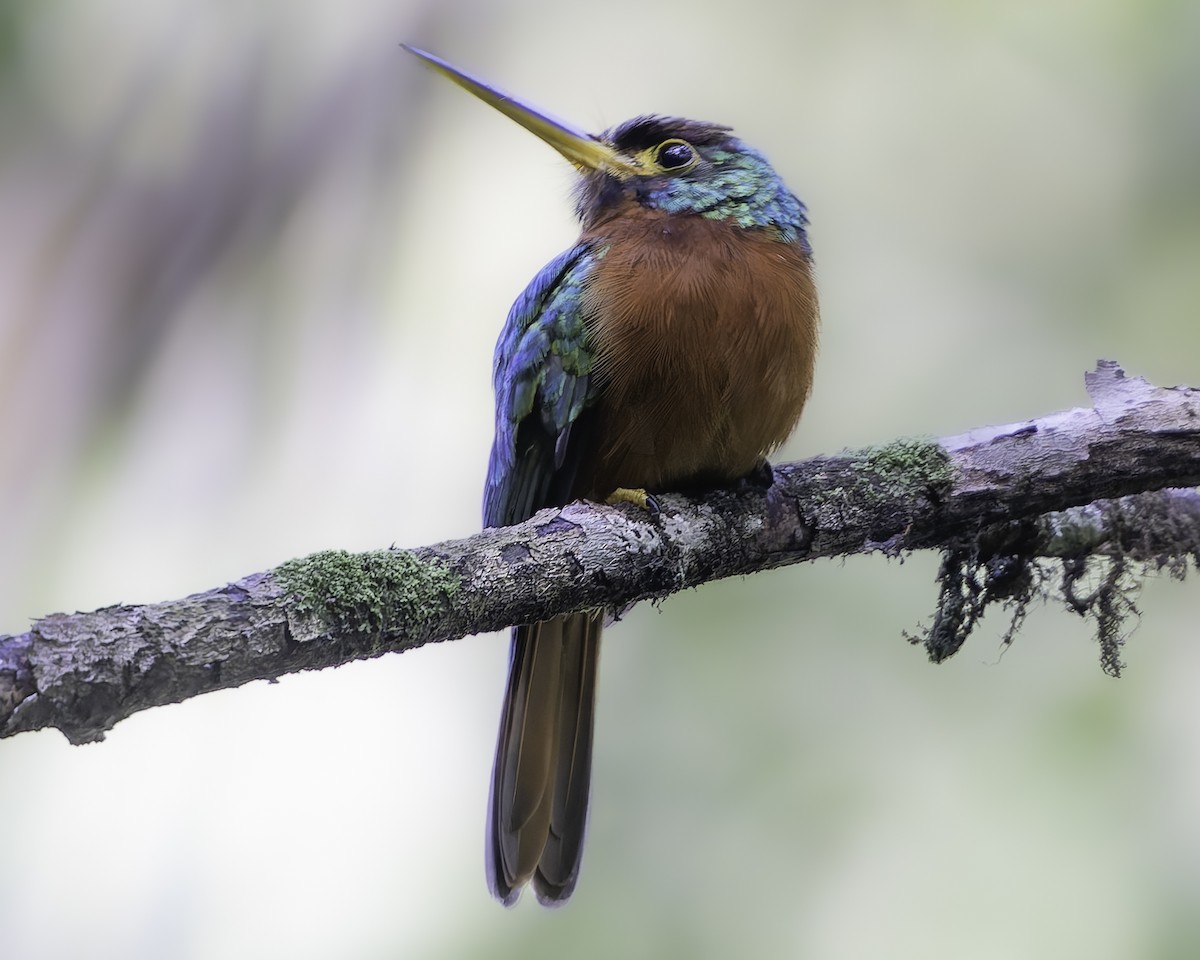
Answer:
[484,242,600,528]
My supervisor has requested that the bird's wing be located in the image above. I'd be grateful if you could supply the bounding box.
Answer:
[484,241,600,528]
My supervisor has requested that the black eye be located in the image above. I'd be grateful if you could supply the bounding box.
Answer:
[656,139,695,169]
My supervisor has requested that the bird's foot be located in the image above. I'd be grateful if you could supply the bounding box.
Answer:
[606,487,661,516]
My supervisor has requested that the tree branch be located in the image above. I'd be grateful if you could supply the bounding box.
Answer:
[3,361,1198,744]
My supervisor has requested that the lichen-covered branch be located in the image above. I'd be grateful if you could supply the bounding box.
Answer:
[2,361,1198,744]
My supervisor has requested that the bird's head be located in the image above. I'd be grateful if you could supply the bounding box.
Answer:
[404,47,808,246]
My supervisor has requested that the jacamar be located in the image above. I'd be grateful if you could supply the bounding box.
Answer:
[405,47,818,905]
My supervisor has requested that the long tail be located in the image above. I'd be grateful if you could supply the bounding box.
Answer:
[486,611,601,906]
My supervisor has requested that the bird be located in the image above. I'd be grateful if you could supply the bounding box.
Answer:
[404,46,819,906]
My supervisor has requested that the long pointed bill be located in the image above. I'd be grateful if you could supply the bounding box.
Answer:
[403,45,640,177]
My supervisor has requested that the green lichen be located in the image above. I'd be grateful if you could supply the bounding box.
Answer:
[1042,507,1111,557]
[851,437,956,499]
[275,548,459,640]
[800,437,958,539]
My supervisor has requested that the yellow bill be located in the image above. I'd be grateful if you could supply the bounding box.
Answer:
[403,45,641,178]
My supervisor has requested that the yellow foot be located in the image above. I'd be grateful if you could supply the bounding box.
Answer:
[605,487,661,516]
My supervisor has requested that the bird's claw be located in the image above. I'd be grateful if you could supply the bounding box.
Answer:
[737,459,776,493]
[606,487,661,516]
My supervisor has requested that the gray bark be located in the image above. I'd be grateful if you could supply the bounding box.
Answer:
[2,361,1198,744]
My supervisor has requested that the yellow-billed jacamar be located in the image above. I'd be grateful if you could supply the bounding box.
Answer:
[405,46,818,906]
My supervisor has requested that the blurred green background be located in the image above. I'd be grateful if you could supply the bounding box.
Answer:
[2,0,1199,957]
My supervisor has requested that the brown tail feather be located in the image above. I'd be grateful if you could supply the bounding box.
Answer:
[486,612,601,905]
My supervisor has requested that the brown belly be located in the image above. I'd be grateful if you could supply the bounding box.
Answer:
[576,211,819,497]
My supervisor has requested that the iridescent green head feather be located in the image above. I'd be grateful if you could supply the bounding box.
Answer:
[575,115,808,246]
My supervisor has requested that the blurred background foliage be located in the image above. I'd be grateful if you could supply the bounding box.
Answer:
[1,1,1199,958]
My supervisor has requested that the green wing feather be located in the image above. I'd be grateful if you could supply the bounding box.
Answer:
[484,242,600,528]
